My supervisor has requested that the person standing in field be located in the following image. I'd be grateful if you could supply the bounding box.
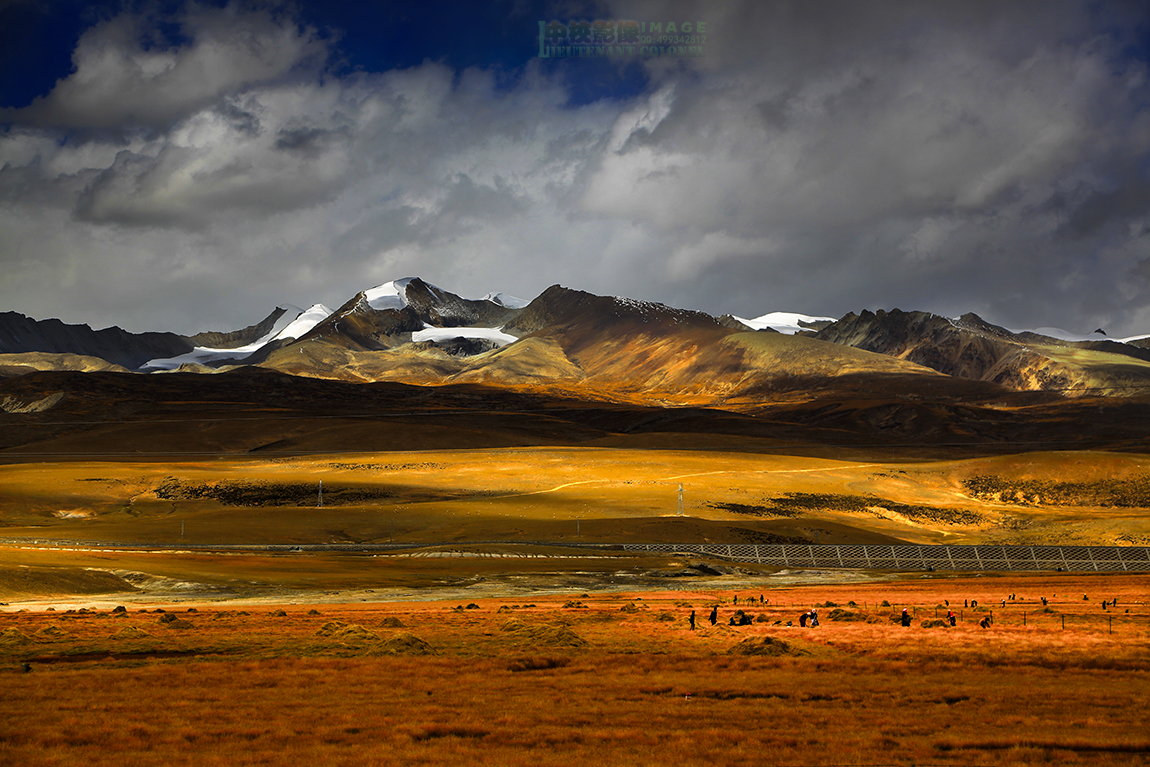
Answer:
[709,606,717,626]
[689,611,696,630]
[900,608,911,627]
[799,611,809,627]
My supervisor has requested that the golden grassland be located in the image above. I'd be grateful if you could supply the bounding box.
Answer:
[3,447,1150,546]
[1,573,1148,767]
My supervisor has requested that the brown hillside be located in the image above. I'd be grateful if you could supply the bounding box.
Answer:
[815,309,1150,394]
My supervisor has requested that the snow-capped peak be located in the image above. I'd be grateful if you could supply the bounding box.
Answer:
[483,292,530,309]
[364,278,417,311]
[733,311,836,335]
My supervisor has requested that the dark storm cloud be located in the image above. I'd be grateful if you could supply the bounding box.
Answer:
[1062,177,1150,240]
[0,0,1148,337]
[588,0,1150,333]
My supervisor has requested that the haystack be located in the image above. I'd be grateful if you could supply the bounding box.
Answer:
[500,618,529,632]
[0,627,31,646]
[920,618,950,629]
[376,632,435,656]
[110,625,152,639]
[728,636,812,658]
[827,608,868,622]
[500,619,587,648]
[314,621,379,641]
[34,625,69,640]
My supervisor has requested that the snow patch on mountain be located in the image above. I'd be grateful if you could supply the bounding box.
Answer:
[735,311,837,334]
[412,326,518,346]
[143,303,333,371]
[273,304,334,342]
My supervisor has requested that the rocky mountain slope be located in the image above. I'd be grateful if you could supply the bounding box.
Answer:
[292,277,520,354]
[185,306,297,349]
[0,311,192,370]
[814,309,1150,395]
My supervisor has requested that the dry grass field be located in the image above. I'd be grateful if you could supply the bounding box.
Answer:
[3,432,1150,766]
[1,573,1148,767]
[3,447,1150,547]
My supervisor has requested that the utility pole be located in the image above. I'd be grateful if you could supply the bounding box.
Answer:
[318,480,323,508]
[677,484,684,516]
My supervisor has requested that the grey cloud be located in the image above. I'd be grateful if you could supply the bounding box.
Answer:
[72,135,350,228]
[219,100,263,137]
[3,0,1150,338]
[1063,177,1150,239]
[275,126,338,155]
[3,4,328,133]
[438,174,529,223]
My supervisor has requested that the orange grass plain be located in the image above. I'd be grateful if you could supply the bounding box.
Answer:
[2,573,1148,767]
[5,448,1150,546]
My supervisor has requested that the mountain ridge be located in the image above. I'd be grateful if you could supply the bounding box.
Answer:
[5,279,1150,401]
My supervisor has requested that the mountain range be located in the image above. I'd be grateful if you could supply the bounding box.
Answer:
[3,277,1150,404]
[5,277,1150,459]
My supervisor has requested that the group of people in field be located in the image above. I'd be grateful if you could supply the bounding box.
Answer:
[687,591,1097,631]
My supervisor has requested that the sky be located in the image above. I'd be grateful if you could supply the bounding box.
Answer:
[1,0,1149,337]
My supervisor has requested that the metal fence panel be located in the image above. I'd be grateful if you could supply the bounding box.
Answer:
[620,543,1150,572]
